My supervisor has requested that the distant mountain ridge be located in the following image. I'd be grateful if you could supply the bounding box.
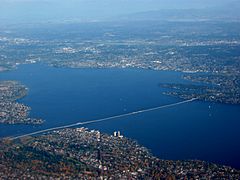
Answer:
[118,1,240,22]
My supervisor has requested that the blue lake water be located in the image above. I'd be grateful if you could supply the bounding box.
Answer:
[1,63,240,169]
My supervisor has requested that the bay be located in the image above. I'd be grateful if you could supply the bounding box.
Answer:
[0,63,240,169]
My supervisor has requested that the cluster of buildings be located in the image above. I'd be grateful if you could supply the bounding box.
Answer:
[113,131,123,138]
[0,128,239,179]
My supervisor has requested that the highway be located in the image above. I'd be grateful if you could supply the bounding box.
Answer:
[10,98,197,140]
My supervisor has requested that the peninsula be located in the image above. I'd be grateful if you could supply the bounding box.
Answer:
[0,81,44,125]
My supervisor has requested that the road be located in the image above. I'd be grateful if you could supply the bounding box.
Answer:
[10,98,198,140]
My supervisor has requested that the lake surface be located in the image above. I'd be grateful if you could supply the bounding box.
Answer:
[1,63,240,169]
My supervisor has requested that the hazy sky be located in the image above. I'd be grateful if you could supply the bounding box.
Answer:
[0,0,237,23]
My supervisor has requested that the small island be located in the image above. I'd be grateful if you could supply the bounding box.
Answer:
[0,81,44,125]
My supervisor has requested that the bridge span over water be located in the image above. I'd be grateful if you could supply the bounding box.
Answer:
[10,98,198,140]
